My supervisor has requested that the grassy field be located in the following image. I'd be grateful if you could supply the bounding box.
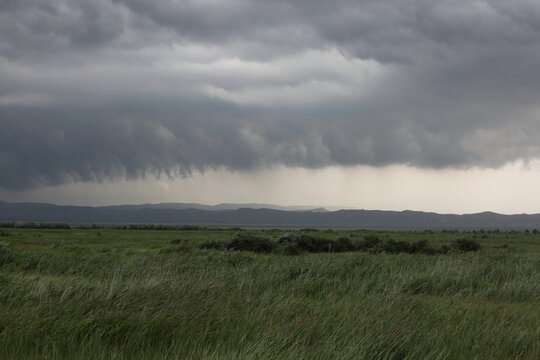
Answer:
[0,227,539,359]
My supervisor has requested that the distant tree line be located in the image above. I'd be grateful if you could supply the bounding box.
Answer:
[0,222,71,229]
[0,222,539,234]
[0,222,241,231]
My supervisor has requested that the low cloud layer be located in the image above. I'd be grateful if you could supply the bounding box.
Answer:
[2,0,540,190]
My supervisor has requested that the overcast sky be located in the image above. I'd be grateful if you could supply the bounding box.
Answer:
[2,0,540,213]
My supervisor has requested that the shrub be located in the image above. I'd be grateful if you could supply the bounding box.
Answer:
[277,234,355,253]
[333,237,355,252]
[226,233,276,253]
[291,234,333,253]
[437,245,451,254]
[451,238,481,252]
[360,238,449,255]
[410,240,428,253]
[278,233,295,243]
[279,242,303,256]
[387,240,410,253]
[369,239,409,254]
[0,230,8,237]
[199,240,226,250]
[356,235,382,251]
[410,240,438,255]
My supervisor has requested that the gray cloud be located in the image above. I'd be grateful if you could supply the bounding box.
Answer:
[2,0,540,190]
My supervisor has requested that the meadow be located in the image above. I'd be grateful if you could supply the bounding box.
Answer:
[0,226,539,359]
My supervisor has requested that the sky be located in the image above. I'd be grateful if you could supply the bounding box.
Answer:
[2,0,540,214]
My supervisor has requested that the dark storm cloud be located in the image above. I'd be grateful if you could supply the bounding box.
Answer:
[0,0,124,59]
[2,0,540,189]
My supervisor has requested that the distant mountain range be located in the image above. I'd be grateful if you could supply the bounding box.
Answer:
[1,201,540,230]
[98,203,329,212]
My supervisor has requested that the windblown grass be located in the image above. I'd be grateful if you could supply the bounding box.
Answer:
[0,228,539,359]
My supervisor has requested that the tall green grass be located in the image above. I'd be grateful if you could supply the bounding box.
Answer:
[0,228,539,359]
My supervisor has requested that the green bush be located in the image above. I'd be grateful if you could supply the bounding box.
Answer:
[197,231,479,257]
[278,234,355,253]
[226,233,276,253]
[333,237,355,252]
[290,234,333,253]
[380,239,410,253]
[410,240,428,253]
[366,238,446,255]
[437,245,451,254]
[279,242,303,256]
[357,235,382,250]
[199,240,226,250]
[451,238,481,252]
[278,233,295,243]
